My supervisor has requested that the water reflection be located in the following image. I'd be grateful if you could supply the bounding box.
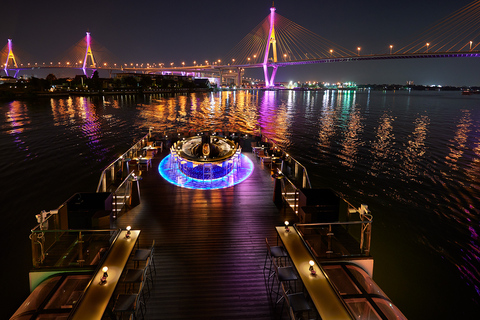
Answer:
[6,101,30,135]
[317,90,338,156]
[446,109,472,171]
[369,112,395,177]
[3,90,480,317]
[401,114,429,178]
[339,108,363,169]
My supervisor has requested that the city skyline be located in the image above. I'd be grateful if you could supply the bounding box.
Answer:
[2,0,480,85]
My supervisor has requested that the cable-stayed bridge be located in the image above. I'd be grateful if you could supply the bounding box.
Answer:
[2,1,480,87]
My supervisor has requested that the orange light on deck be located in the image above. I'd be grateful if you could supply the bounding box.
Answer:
[100,266,109,284]
[309,260,316,275]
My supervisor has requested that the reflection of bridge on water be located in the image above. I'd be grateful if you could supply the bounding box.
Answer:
[3,2,480,86]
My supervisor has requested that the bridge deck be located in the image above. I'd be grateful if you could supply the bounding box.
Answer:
[114,149,297,319]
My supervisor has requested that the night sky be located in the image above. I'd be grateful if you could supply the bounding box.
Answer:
[2,0,480,85]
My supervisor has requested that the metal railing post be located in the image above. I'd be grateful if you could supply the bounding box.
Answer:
[110,165,115,183]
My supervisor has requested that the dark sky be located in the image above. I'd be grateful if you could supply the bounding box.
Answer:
[2,0,480,85]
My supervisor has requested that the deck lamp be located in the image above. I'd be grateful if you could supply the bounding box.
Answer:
[309,260,316,275]
[100,266,109,284]
[284,220,289,232]
[126,226,131,239]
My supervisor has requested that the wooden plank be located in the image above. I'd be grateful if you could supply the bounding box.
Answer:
[114,152,297,319]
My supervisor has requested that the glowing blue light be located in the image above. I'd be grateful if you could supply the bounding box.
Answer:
[158,154,254,190]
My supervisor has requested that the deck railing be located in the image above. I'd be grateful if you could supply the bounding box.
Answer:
[112,171,137,218]
[96,129,153,193]
[257,135,312,213]
[296,210,373,259]
[30,227,118,268]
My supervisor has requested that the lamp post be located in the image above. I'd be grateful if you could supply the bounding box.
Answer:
[426,43,430,53]
[330,49,333,57]
[470,41,473,51]
[389,45,393,54]
[357,47,361,56]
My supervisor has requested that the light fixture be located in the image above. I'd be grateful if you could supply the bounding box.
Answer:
[100,266,109,284]
[284,221,289,232]
[126,226,131,239]
[309,260,316,275]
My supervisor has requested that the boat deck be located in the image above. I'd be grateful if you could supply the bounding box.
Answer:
[113,149,297,319]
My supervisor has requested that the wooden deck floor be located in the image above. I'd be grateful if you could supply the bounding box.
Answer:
[114,149,297,319]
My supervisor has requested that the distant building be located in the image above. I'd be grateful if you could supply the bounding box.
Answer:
[0,76,17,84]
[406,80,414,85]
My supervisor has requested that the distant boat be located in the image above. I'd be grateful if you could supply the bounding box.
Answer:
[462,90,473,95]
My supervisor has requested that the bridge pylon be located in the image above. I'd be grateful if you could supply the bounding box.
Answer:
[82,32,97,77]
[4,39,19,78]
[263,5,278,87]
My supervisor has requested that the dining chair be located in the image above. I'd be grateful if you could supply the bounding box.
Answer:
[137,158,150,171]
[271,258,298,305]
[112,279,146,320]
[264,237,288,277]
[280,282,312,320]
[122,257,152,298]
[132,240,156,276]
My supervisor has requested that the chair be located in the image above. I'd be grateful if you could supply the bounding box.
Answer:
[264,238,288,276]
[137,158,151,171]
[146,149,156,158]
[261,156,272,165]
[112,280,146,320]
[122,257,153,298]
[280,282,312,320]
[271,258,298,305]
[132,240,156,276]
[256,148,266,158]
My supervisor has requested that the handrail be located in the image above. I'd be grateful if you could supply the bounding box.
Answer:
[96,129,152,193]
[31,229,116,233]
[260,134,312,189]
[296,220,372,227]
[295,217,373,257]
[111,171,137,217]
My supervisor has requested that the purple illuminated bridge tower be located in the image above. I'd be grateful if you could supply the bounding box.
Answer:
[263,5,278,88]
[4,39,19,78]
[82,32,97,77]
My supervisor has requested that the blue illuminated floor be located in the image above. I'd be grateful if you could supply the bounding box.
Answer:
[158,154,254,189]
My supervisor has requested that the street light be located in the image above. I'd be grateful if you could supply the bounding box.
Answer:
[330,49,333,57]
[426,43,430,53]
[389,45,393,54]
[357,47,361,56]
[470,41,473,51]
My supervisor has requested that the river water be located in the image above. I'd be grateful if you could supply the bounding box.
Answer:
[1,90,479,319]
